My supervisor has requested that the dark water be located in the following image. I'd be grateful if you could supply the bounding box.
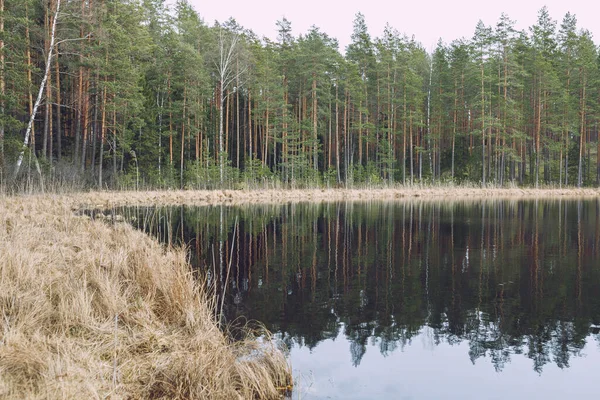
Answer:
[108,199,600,399]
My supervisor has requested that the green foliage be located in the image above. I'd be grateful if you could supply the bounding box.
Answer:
[185,157,240,190]
[242,158,274,188]
[2,2,600,189]
[323,166,338,188]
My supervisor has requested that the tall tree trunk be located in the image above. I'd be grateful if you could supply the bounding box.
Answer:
[91,74,99,175]
[43,1,54,160]
[13,0,61,179]
[75,0,86,165]
[112,109,116,183]
[343,90,348,184]
[55,50,62,162]
[157,92,163,178]
[195,98,200,163]
[403,73,407,184]
[535,87,541,188]
[236,59,240,168]
[282,77,288,182]
[452,78,457,180]
[98,85,107,188]
[386,62,396,186]
[596,122,599,186]
[264,96,269,167]
[578,71,586,188]
[481,59,486,187]
[409,110,413,184]
[502,50,508,186]
[358,99,362,167]
[225,90,230,156]
[335,83,340,183]
[247,90,251,160]
[218,80,225,184]
[80,70,90,172]
[253,98,259,165]
[25,4,36,155]
[169,105,173,166]
[427,58,433,182]
[119,112,126,173]
[312,73,318,171]
[328,92,332,171]
[216,28,241,184]
[181,85,187,189]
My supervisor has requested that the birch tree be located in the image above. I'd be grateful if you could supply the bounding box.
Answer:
[215,26,245,184]
[12,0,61,180]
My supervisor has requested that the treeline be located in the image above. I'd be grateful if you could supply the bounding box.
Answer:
[0,0,599,189]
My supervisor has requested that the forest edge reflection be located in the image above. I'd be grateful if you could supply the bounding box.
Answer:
[87,199,600,375]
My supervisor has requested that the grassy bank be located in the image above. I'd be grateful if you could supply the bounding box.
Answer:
[0,196,291,399]
[66,186,600,208]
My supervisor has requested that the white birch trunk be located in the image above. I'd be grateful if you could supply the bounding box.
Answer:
[216,28,244,185]
[13,0,61,180]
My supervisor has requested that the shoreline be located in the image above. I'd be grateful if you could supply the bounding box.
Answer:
[2,188,599,397]
[2,187,598,397]
[59,187,600,208]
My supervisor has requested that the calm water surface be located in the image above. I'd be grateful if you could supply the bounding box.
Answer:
[113,199,600,399]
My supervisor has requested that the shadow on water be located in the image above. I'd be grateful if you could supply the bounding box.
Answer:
[88,198,600,398]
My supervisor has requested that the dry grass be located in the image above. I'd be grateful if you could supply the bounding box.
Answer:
[0,195,291,399]
[63,186,600,208]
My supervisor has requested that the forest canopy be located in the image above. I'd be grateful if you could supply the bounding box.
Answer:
[0,0,599,190]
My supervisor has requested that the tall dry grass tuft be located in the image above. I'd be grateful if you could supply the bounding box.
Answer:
[0,195,291,399]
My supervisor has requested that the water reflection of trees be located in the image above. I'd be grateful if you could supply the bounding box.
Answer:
[120,199,600,373]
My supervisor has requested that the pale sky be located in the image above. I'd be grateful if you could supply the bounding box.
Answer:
[185,0,599,52]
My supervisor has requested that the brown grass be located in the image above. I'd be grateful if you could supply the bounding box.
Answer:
[64,186,600,208]
[0,195,291,399]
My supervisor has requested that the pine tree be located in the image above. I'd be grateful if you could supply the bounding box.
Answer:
[573,30,598,187]
[557,12,578,186]
[346,12,375,170]
[530,7,559,187]
[472,20,493,185]
[1,2,599,190]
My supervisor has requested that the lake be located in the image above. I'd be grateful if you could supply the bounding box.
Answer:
[105,199,600,399]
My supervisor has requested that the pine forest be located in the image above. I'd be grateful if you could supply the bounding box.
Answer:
[1,0,599,190]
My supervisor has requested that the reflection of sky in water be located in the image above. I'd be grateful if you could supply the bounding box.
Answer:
[106,200,600,399]
[289,325,600,400]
